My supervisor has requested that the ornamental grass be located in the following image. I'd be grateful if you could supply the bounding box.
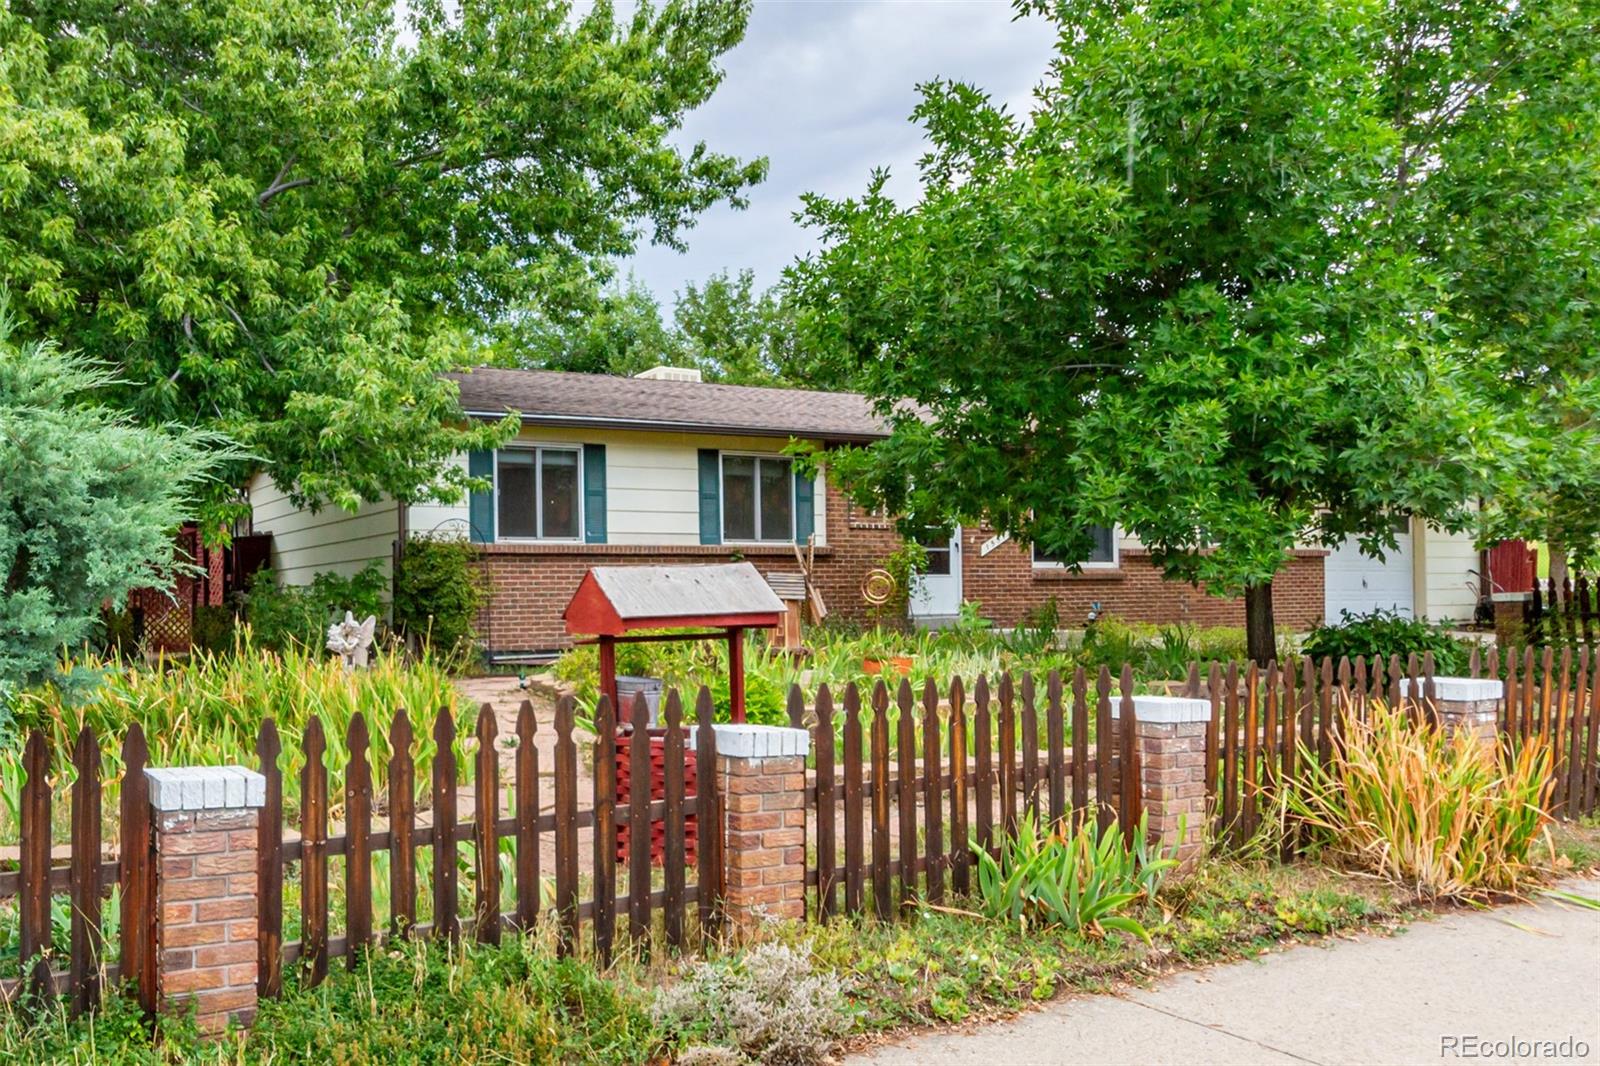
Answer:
[1284,701,1554,898]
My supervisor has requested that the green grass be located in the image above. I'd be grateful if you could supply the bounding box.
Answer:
[0,857,1435,1064]
[1,931,664,1065]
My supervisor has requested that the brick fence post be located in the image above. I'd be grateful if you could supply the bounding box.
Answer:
[1491,591,1530,648]
[1401,676,1503,748]
[1112,696,1209,863]
[147,766,266,1035]
[710,724,810,927]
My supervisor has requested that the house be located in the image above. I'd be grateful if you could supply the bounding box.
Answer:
[245,366,1484,656]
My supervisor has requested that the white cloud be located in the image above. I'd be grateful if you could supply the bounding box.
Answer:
[623,0,1057,300]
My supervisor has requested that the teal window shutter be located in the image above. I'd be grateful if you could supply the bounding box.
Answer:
[698,449,721,545]
[468,450,494,544]
[794,468,815,544]
[583,444,607,544]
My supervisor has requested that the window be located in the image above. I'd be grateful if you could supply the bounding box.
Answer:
[497,447,581,540]
[1033,525,1118,568]
[722,454,793,542]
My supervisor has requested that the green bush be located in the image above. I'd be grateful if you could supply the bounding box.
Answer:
[393,534,488,662]
[1301,608,1472,674]
[241,563,389,652]
[1,934,664,1064]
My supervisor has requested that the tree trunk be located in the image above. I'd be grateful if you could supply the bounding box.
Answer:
[1244,580,1277,666]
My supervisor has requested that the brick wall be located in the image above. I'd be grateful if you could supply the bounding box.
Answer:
[960,525,1327,631]
[154,808,261,1033]
[472,482,1326,653]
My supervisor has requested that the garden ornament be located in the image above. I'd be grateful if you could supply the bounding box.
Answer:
[327,612,377,670]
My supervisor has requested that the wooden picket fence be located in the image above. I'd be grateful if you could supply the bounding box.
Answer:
[794,669,1144,921]
[6,649,1597,1019]
[257,690,722,996]
[2,690,723,1014]
[1524,574,1600,648]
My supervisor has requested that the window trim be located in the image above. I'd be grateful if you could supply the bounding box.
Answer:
[718,451,796,545]
[1031,525,1120,570]
[494,444,585,543]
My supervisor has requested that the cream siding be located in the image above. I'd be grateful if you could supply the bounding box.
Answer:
[246,474,398,586]
[1420,525,1480,624]
[402,427,828,547]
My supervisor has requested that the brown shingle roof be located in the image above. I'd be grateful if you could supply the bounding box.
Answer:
[447,367,890,442]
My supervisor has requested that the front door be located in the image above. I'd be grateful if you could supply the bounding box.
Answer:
[909,528,962,620]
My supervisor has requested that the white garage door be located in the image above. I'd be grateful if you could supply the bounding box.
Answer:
[1324,531,1414,622]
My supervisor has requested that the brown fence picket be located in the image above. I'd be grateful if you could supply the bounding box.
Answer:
[254,721,282,999]
[1095,667,1114,833]
[998,673,1018,836]
[1262,661,1279,794]
[1020,672,1040,820]
[345,713,373,964]
[626,693,651,951]
[19,731,51,999]
[695,686,722,942]
[474,703,501,946]
[1118,665,1140,838]
[1505,651,1521,739]
[515,701,539,931]
[432,708,459,944]
[301,718,329,986]
[896,678,916,906]
[1583,653,1600,816]
[1205,663,1221,816]
[1045,670,1065,824]
[592,694,617,966]
[949,677,970,896]
[922,678,944,904]
[1071,668,1090,825]
[1281,661,1297,805]
[554,695,579,955]
[870,680,892,919]
[815,684,838,920]
[1242,663,1260,842]
[1553,649,1573,815]
[843,683,865,917]
[1569,650,1589,816]
[69,726,101,1014]
[120,723,155,1013]
[663,690,687,948]
[388,711,416,940]
[1319,658,1334,766]
[1221,662,1239,842]
[974,676,994,854]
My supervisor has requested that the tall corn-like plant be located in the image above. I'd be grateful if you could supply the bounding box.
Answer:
[1285,702,1553,897]
[972,811,1177,941]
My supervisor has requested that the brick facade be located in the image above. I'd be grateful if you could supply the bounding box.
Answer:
[474,479,1327,653]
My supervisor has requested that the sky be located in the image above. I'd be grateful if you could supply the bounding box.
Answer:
[622,0,1058,303]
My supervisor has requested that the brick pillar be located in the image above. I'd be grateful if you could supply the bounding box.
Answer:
[1401,676,1503,748]
[1112,697,1209,863]
[1492,592,1530,648]
[147,767,266,1035]
[712,724,810,926]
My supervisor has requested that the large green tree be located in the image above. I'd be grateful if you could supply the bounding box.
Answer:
[503,268,811,385]
[790,0,1501,660]
[1375,1,1600,569]
[1,302,231,693]
[0,0,764,517]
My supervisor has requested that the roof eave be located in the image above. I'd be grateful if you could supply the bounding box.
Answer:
[462,409,889,444]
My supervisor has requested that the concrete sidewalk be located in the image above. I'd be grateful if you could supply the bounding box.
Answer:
[853,878,1600,1066]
